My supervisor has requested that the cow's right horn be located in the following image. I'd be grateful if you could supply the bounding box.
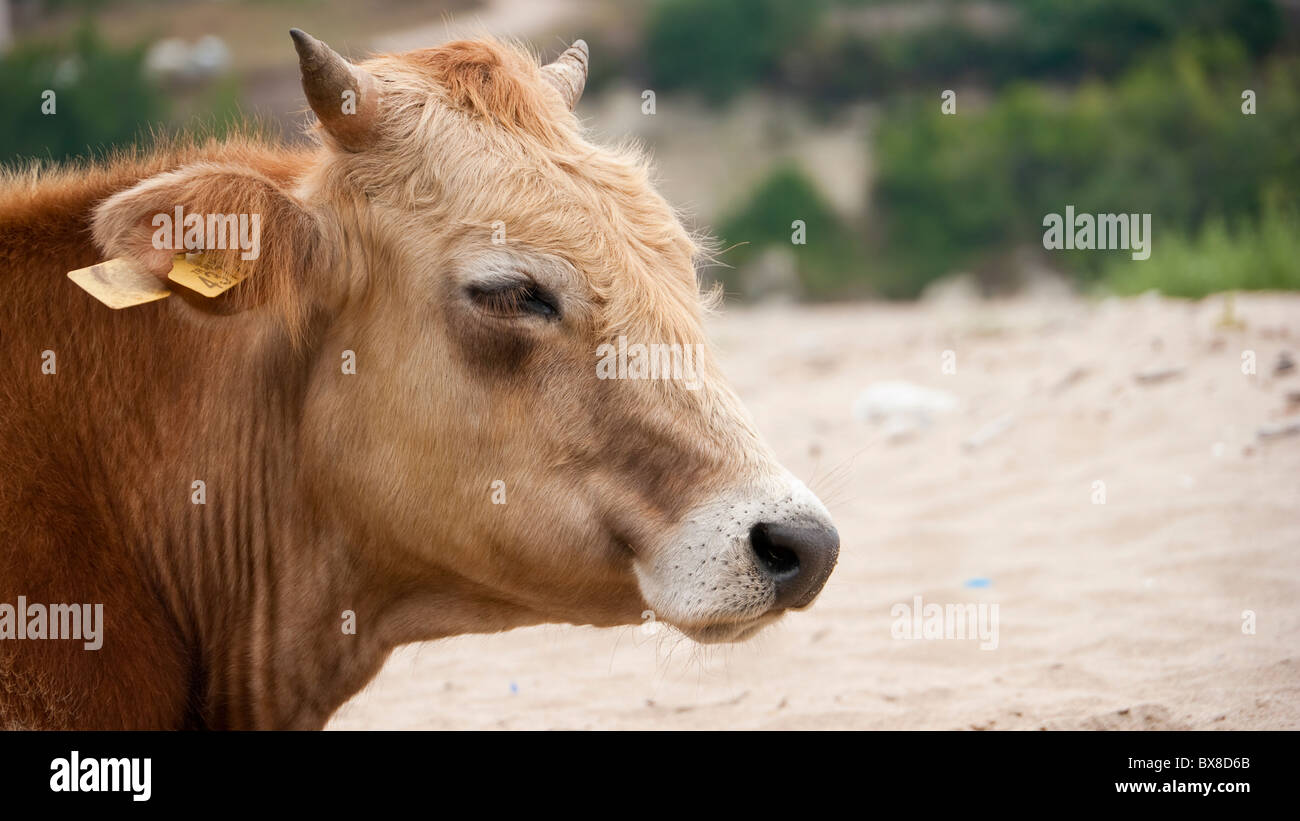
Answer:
[290,28,380,152]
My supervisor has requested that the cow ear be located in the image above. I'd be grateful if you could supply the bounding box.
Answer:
[92,162,326,342]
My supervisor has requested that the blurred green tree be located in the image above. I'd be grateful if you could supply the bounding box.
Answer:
[716,163,870,299]
[0,23,167,162]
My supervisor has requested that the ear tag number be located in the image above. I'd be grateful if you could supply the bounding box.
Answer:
[167,253,247,297]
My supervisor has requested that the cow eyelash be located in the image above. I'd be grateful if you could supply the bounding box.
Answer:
[466,280,560,320]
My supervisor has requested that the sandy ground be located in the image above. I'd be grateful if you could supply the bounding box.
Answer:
[327,293,1300,730]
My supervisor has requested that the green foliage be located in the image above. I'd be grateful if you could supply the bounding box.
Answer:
[872,38,1300,296]
[646,0,826,102]
[1008,0,1281,78]
[0,24,168,162]
[654,2,1295,298]
[715,163,869,299]
[646,0,1283,105]
[1105,203,1300,297]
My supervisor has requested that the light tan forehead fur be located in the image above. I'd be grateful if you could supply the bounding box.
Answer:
[312,38,709,346]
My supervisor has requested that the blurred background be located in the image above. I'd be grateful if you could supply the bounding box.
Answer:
[3,0,1298,302]
[6,0,1297,730]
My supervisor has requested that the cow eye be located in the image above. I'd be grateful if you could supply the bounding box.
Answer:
[467,280,560,320]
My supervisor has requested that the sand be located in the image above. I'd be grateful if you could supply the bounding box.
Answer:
[327,292,1300,730]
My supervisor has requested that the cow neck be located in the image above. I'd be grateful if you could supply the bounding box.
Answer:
[118,317,384,729]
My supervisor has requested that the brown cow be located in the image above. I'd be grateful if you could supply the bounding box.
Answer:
[0,32,838,729]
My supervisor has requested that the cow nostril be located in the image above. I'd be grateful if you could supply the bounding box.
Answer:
[749,521,840,610]
[750,523,799,578]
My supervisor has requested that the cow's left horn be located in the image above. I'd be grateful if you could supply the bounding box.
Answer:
[541,39,588,110]
[290,28,380,152]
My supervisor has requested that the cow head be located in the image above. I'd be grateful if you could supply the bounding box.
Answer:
[93,33,838,645]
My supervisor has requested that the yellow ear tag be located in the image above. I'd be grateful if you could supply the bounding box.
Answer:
[167,253,248,297]
[67,257,171,309]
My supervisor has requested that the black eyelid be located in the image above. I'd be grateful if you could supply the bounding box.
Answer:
[466,278,560,320]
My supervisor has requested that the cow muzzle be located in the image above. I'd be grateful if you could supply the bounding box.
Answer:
[633,474,840,643]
